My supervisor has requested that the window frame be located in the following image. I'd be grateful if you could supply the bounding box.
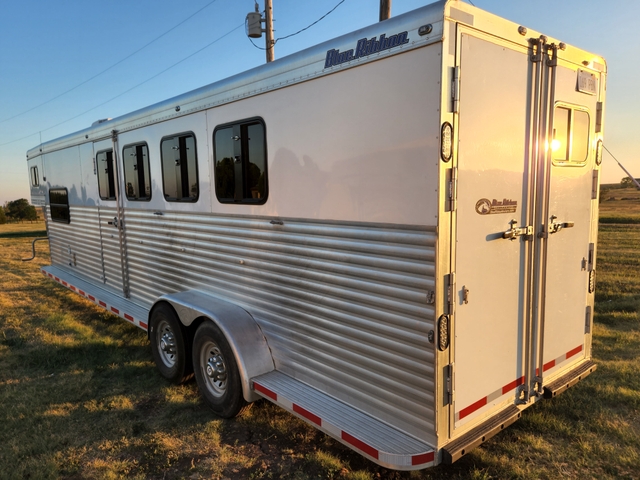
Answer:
[122,141,152,202]
[551,103,591,168]
[49,188,70,224]
[160,131,199,203]
[96,149,118,200]
[213,117,268,205]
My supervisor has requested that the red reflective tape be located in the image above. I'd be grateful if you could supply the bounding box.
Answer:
[293,404,321,426]
[253,382,277,400]
[140,321,148,329]
[543,359,556,372]
[412,451,435,466]
[62,281,68,286]
[88,295,96,301]
[78,290,85,296]
[566,345,583,359]
[459,396,487,420]
[502,376,525,395]
[48,273,53,278]
[99,301,106,307]
[70,286,76,291]
[341,431,378,459]
[111,307,120,314]
[124,314,134,322]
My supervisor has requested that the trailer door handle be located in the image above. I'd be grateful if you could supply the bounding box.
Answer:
[548,215,574,234]
[503,220,533,240]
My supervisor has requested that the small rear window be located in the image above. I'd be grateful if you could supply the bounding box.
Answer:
[552,106,590,165]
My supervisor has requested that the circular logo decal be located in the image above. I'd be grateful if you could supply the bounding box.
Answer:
[475,198,492,215]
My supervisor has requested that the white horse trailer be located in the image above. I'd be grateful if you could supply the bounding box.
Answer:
[27,0,605,470]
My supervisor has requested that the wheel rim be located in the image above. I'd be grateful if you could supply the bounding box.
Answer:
[156,319,177,368]
[200,340,228,398]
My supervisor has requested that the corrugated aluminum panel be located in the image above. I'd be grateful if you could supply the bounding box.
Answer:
[123,209,436,444]
[46,206,104,286]
[46,205,436,443]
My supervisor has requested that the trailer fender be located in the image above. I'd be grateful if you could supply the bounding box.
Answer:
[151,290,275,402]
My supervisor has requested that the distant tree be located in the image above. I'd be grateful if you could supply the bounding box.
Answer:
[621,177,633,187]
[4,198,37,223]
[0,206,6,224]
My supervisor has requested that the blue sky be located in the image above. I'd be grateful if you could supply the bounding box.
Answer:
[1,0,638,205]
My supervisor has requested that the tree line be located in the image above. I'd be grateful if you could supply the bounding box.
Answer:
[0,199,39,224]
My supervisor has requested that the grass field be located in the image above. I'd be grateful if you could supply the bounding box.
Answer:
[0,199,639,479]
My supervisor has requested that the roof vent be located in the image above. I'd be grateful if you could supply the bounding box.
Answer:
[91,118,112,126]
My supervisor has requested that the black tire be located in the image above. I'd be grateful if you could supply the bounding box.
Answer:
[149,303,193,384]
[192,321,248,418]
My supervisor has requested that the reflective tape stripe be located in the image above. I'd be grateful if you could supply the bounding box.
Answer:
[457,344,585,422]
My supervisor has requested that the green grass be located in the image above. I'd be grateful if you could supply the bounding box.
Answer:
[1,203,639,479]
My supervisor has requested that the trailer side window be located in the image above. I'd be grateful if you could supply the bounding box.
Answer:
[214,118,267,204]
[123,143,151,201]
[161,133,198,202]
[49,188,70,223]
[97,150,117,200]
[30,166,39,187]
[552,106,590,164]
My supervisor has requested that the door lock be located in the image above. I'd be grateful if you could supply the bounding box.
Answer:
[503,219,533,240]
[548,215,574,234]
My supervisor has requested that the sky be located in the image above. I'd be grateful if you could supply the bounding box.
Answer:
[1,0,638,205]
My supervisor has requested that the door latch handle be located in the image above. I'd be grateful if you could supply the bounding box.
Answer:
[503,219,533,240]
[548,215,574,234]
[108,217,120,229]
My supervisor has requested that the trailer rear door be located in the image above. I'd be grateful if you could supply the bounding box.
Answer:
[451,29,601,432]
[452,31,533,429]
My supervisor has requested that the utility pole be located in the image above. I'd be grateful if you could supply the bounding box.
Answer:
[380,0,391,21]
[246,1,275,63]
[264,0,275,63]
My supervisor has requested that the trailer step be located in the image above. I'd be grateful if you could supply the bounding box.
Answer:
[40,266,150,331]
[442,404,521,464]
[251,371,435,471]
[543,360,597,399]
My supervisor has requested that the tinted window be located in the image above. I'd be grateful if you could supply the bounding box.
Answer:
[161,133,198,202]
[97,150,117,200]
[214,119,267,203]
[123,143,151,201]
[30,166,39,187]
[50,188,70,223]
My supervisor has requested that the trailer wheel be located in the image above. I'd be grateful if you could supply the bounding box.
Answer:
[193,321,248,418]
[149,304,192,384]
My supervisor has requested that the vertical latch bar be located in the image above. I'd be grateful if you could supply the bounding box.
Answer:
[447,272,456,313]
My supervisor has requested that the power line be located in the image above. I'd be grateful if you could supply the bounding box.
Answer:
[0,23,244,148]
[248,0,346,51]
[0,0,224,125]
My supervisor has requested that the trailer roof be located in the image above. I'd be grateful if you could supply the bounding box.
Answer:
[27,0,605,159]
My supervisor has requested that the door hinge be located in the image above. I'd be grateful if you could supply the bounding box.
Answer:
[585,305,592,334]
[447,272,456,313]
[445,363,454,405]
[449,167,458,212]
[592,170,599,199]
[452,66,461,113]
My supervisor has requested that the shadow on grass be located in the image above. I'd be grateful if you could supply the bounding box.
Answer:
[0,230,47,238]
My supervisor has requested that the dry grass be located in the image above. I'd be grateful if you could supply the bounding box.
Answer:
[0,203,639,479]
